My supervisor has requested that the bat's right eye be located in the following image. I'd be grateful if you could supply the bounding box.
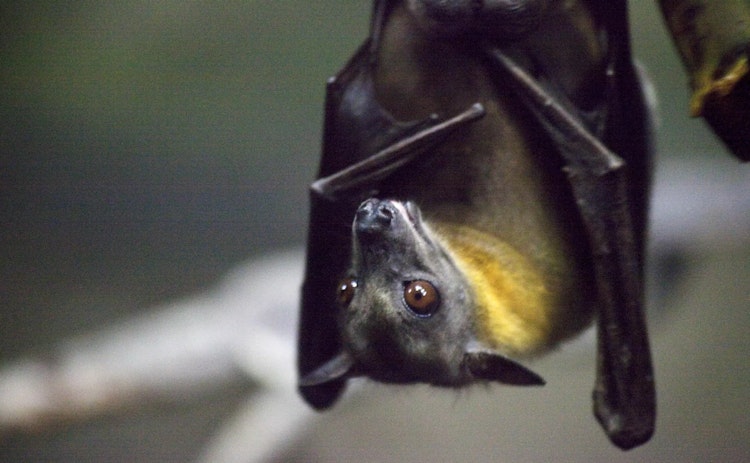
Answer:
[403,280,440,316]
[337,278,358,307]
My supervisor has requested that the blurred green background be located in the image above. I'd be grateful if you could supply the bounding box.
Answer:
[1,1,369,357]
[1,1,747,462]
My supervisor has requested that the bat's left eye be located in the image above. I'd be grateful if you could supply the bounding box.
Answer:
[403,280,439,316]
[337,278,358,307]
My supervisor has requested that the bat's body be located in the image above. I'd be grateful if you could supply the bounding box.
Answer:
[299,0,655,450]
[358,3,597,360]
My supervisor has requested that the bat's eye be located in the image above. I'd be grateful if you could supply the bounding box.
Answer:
[403,280,439,316]
[337,278,358,307]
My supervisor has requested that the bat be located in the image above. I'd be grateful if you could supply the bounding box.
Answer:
[298,0,655,450]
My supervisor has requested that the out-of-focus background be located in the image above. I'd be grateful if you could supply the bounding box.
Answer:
[1,1,748,462]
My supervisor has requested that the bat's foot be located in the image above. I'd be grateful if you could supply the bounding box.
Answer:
[691,52,750,161]
[690,55,749,117]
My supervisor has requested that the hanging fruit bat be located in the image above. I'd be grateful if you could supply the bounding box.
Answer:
[298,0,655,450]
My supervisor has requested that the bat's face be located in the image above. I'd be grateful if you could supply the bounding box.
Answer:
[340,198,473,385]
[300,198,545,389]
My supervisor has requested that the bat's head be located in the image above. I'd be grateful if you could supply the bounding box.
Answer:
[300,198,544,389]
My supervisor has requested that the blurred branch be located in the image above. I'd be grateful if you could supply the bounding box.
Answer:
[0,249,313,463]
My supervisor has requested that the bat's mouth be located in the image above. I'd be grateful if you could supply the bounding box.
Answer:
[353,198,428,244]
[355,198,396,238]
[354,198,407,231]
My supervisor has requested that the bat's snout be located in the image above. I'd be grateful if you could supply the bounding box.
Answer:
[356,198,394,232]
[355,198,416,242]
[353,198,427,265]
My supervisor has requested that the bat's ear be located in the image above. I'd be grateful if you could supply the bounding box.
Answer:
[463,350,545,386]
[299,351,356,387]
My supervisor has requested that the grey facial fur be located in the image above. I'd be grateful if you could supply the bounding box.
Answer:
[342,198,474,384]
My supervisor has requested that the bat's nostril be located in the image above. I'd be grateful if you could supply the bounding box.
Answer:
[376,204,394,222]
[356,199,395,234]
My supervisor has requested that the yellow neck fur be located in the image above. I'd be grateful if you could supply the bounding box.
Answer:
[432,223,555,356]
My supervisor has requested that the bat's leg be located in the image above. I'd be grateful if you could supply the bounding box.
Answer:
[311,103,484,201]
[485,47,655,449]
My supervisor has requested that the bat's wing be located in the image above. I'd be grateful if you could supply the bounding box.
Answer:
[484,1,655,449]
[299,40,417,409]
